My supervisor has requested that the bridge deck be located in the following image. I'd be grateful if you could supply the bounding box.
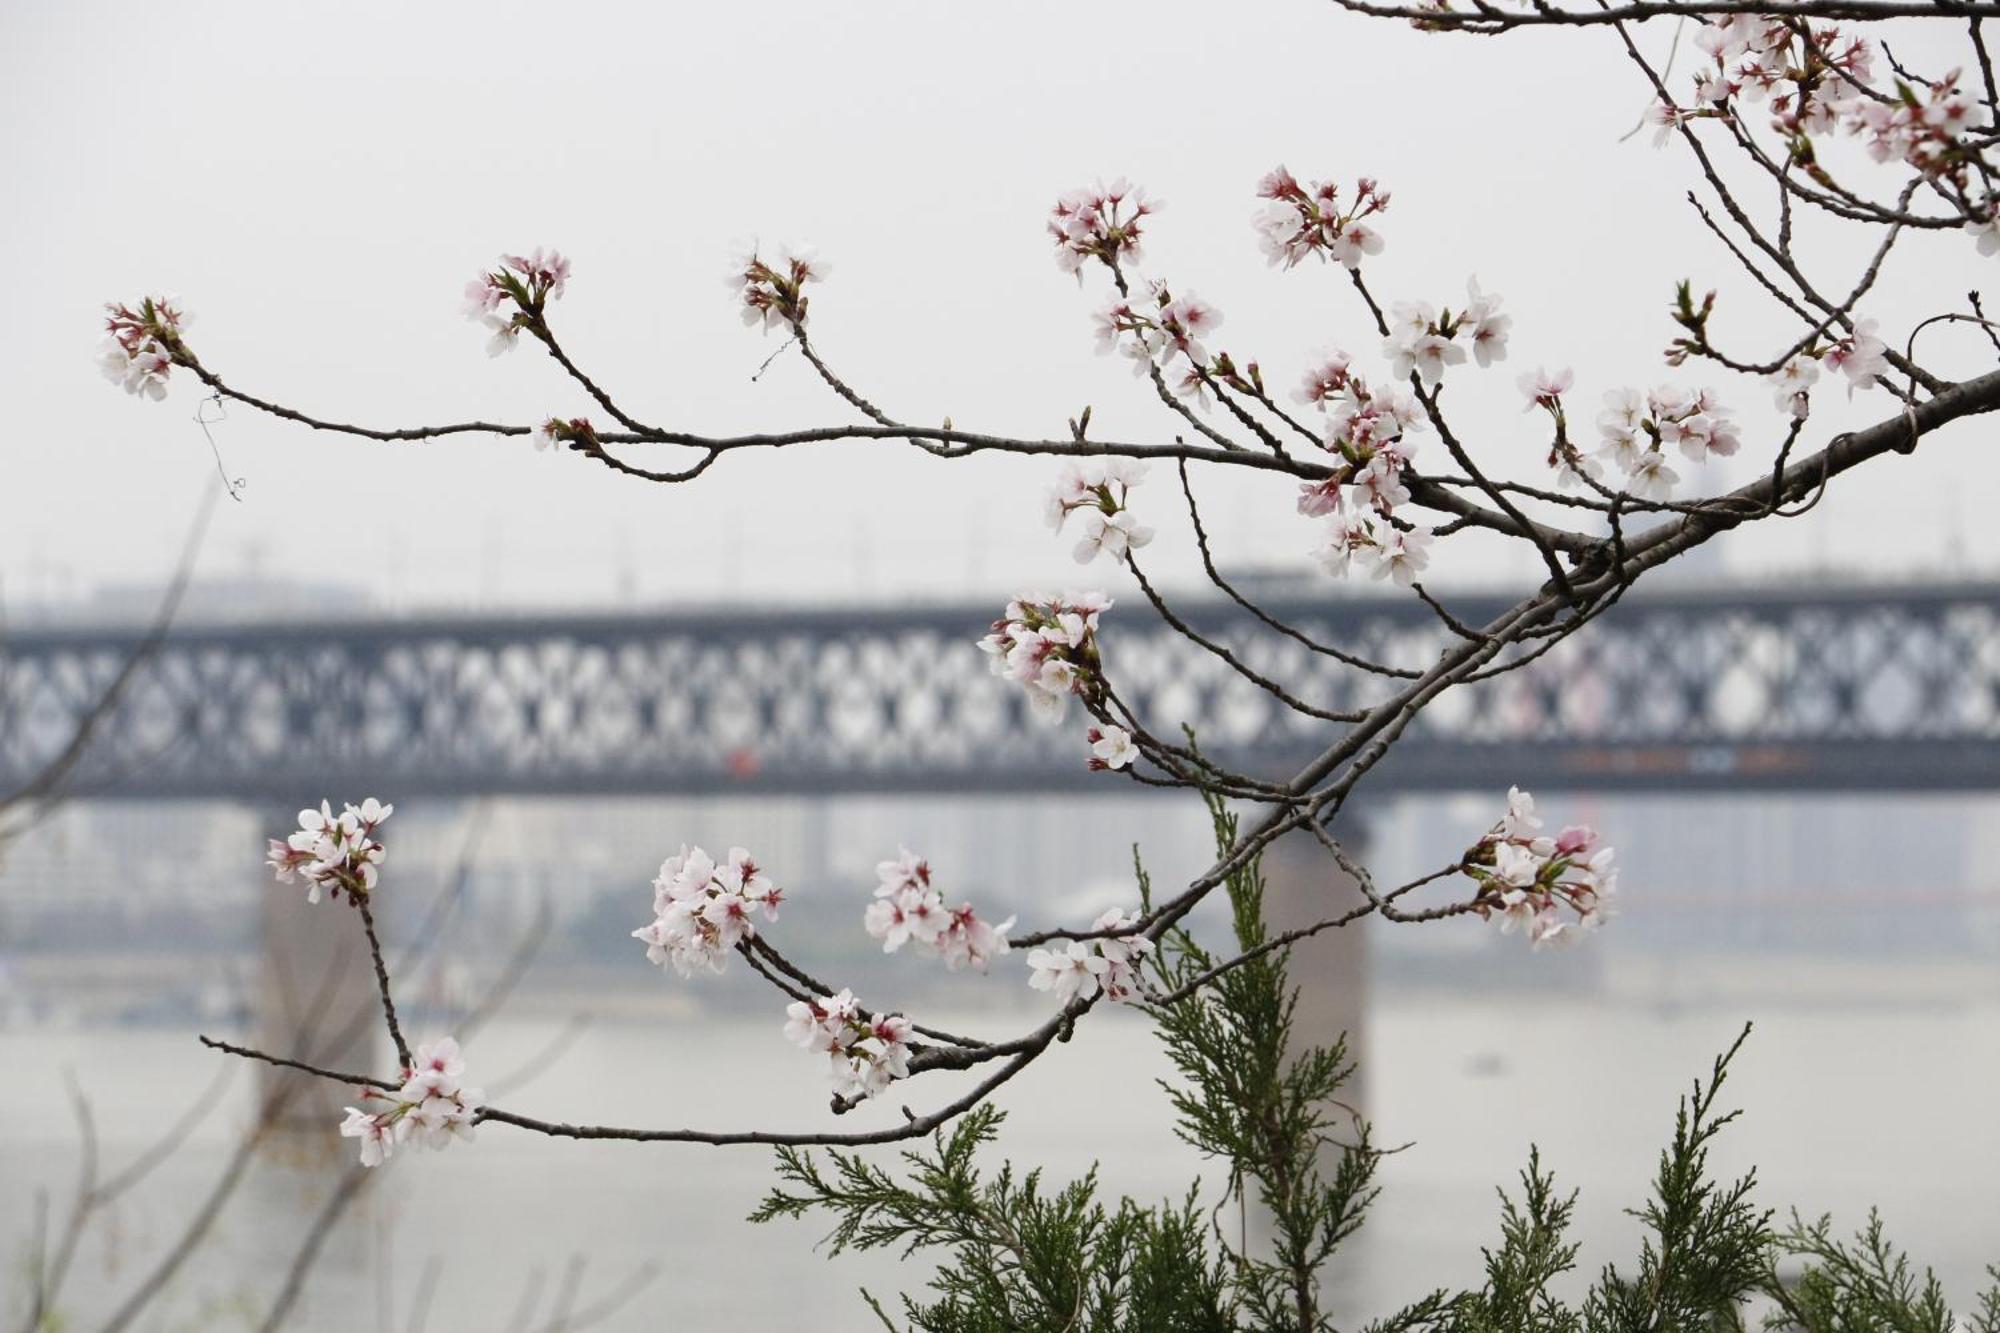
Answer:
[5,582,1997,799]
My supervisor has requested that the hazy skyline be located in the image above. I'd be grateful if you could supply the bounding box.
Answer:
[3,2,1990,619]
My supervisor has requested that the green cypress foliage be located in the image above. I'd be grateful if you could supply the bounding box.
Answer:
[752,800,1998,1331]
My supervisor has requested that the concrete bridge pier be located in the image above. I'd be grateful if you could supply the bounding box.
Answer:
[1249,816,1378,1322]
[1259,818,1372,1111]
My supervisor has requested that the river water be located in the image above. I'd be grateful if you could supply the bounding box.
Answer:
[6,996,1997,1331]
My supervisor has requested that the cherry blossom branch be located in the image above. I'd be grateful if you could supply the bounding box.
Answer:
[180,360,533,442]
[181,352,1339,477]
[471,1005,1076,1147]
[1173,459,1423,680]
[196,1034,398,1093]
[194,352,2000,1152]
[527,318,662,438]
[1321,0,2000,33]
[1124,555,1366,724]
[354,893,412,1070]
[1609,15,1956,395]
[795,333,907,431]
[111,6,2000,1166]
[741,936,990,1048]
[1145,862,1469,1007]
[1351,269,1584,598]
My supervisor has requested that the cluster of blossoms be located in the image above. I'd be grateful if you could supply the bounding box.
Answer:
[632,845,783,977]
[1675,16,1877,138]
[1665,283,1889,419]
[1673,18,1993,251]
[977,592,1112,721]
[782,988,912,1101]
[1049,179,1158,276]
[99,297,190,400]
[1768,320,1890,419]
[266,799,394,904]
[1517,372,1738,500]
[1252,167,1388,270]
[1593,383,1741,498]
[1463,788,1617,949]
[1383,283,1511,386]
[1044,459,1154,564]
[1295,350,1426,517]
[462,248,571,355]
[863,848,1013,970]
[339,1036,480,1168]
[1290,351,1434,584]
[729,243,829,333]
[1844,75,1978,177]
[1025,907,1152,1004]
[1316,512,1434,585]
[1091,281,1227,403]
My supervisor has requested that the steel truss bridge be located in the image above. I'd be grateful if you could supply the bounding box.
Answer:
[4,582,1999,801]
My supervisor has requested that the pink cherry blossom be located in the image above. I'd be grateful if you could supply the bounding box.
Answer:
[1026,909,1152,1004]
[633,844,783,977]
[863,850,1012,972]
[1049,179,1157,275]
[1252,168,1388,270]
[99,296,190,400]
[1047,459,1154,565]
[978,593,1112,721]
[1822,320,1888,392]
[461,249,572,354]
[1466,789,1618,948]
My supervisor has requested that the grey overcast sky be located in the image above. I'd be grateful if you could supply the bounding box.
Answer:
[1,1,1989,616]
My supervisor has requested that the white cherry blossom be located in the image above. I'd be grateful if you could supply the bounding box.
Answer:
[782,989,913,1101]
[1358,525,1433,586]
[1823,320,1888,392]
[339,1035,481,1168]
[1087,724,1137,771]
[266,798,393,905]
[1026,908,1152,1005]
[1026,941,1109,1003]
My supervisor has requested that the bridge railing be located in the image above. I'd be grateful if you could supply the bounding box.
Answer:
[4,582,1998,798]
